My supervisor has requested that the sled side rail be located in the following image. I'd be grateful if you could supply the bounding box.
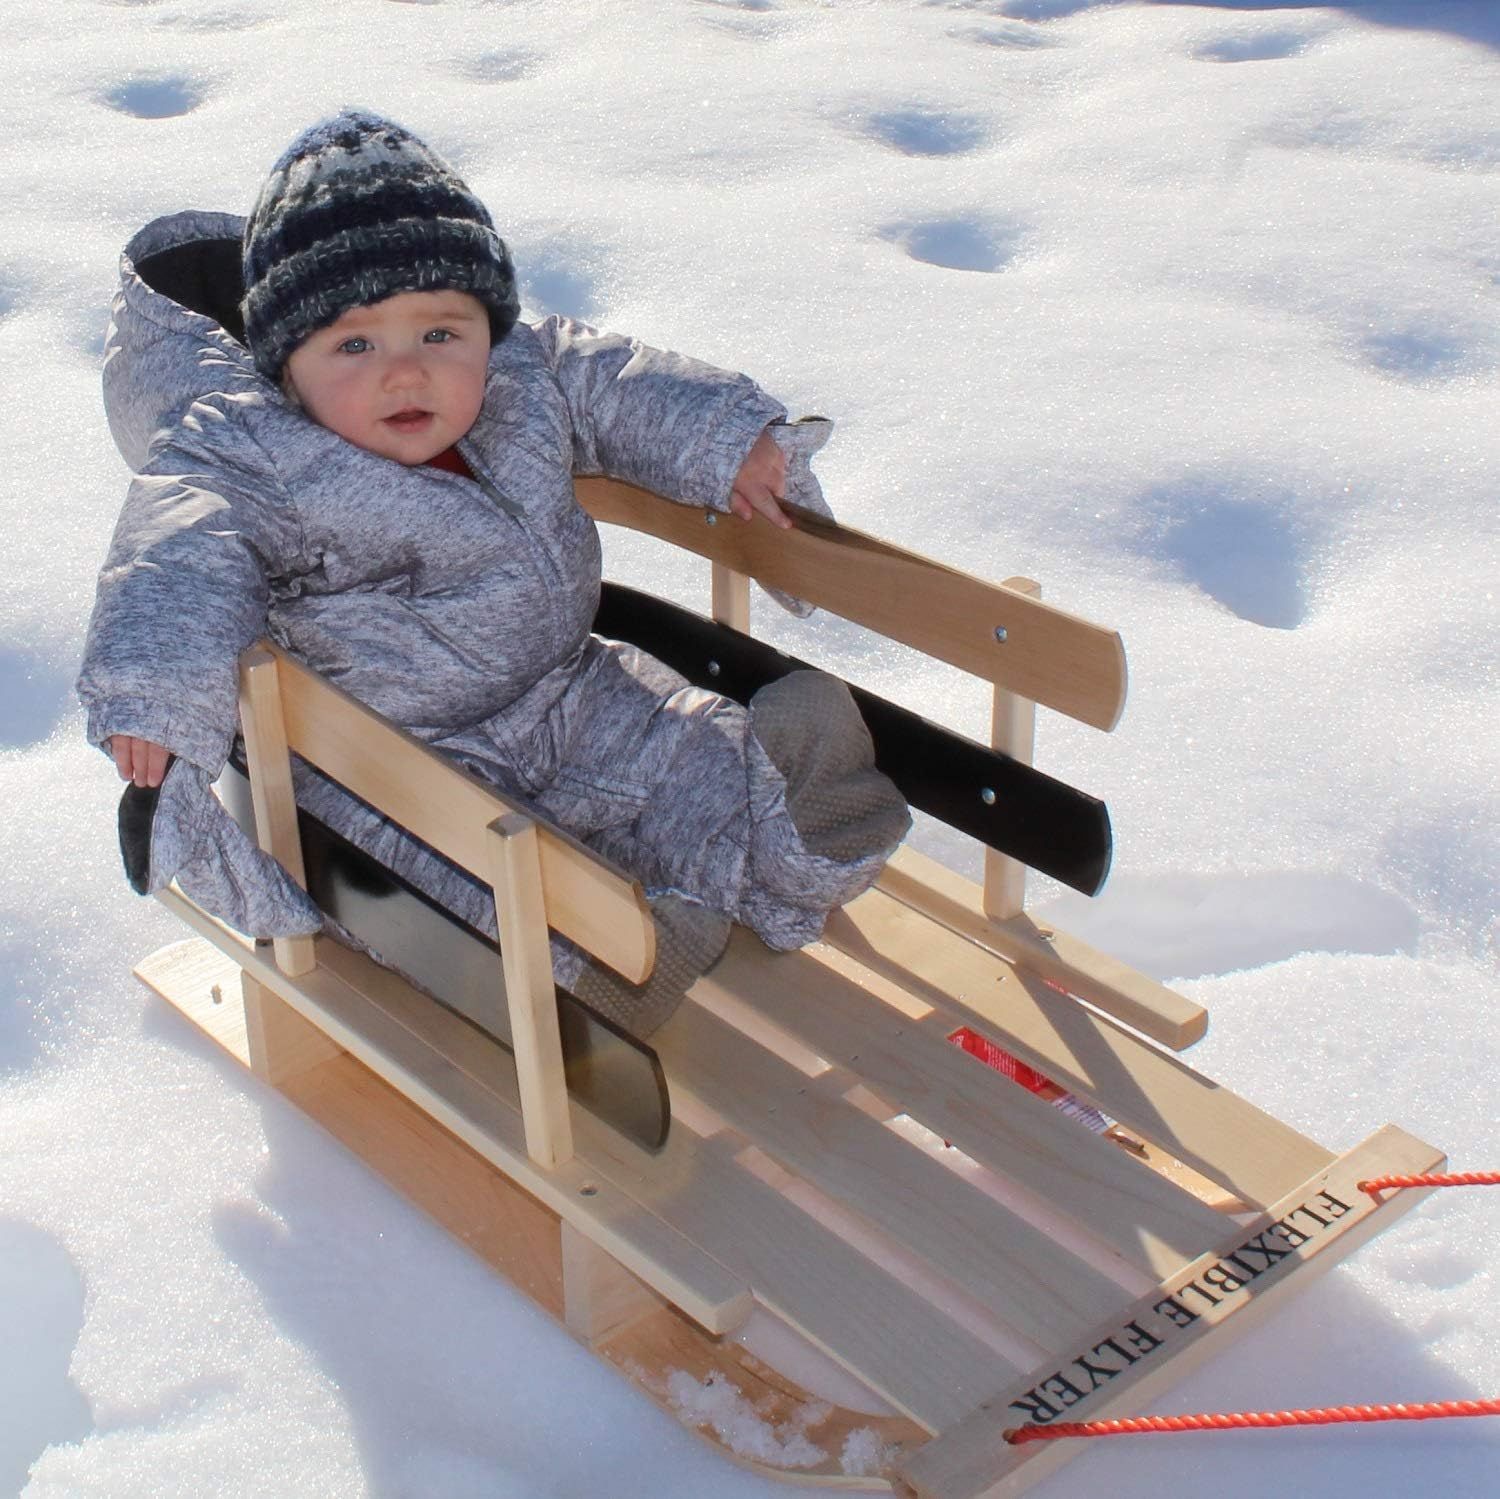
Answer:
[253,644,657,986]
[575,476,1127,733]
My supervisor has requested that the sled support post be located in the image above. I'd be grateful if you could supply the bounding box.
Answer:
[983,577,1040,923]
[711,560,751,633]
[238,649,315,978]
[561,1219,663,1344]
[489,813,574,1170]
[242,969,341,1085]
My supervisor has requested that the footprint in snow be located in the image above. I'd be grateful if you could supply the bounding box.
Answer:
[442,48,546,84]
[1405,1247,1486,1293]
[1133,481,1315,631]
[518,243,608,324]
[1194,30,1316,64]
[953,23,1062,51]
[101,75,206,119]
[0,647,74,750]
[865,107,988,158]
[1362,328,1488,385]
[881,215,1026,273]
[157,8,272,30]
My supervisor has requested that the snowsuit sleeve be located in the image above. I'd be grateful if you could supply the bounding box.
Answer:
[78,397,308,772]
[77,397,324,939]
[527,315,789,511]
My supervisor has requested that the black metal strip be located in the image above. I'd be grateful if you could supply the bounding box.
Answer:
[594,583,1112,897]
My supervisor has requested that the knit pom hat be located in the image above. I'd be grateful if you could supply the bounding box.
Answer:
[241,109,519,381]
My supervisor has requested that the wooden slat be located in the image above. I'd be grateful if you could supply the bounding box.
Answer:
[489,815,573,1170]
[653,995,1130,1351]
[710,560,750,631]
[983,577,1040,922]
[701,932,1229,1279]
[576,478,1127,731]
[265,644,656,984]
[242,972,342,1086]
[314,932,1007,1432]
[900,1124,1446,1499]
[825,887,1333,1208]
[151,890,747,1334]
[238,650,315,976]
[879,847,1207,1050]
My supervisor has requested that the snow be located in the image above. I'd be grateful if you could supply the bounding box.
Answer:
[1,0,1496,1494]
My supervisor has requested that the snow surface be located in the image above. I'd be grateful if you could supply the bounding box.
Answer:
[2,0,1497,1494]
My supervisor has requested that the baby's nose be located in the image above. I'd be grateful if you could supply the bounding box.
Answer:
[384,352,428,387]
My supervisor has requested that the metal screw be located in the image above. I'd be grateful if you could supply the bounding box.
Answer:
[707,659,721,677]
[578,1182,599,1198]
[210,984,223,1005]
[705,511,718,526]
[980,787,996,806]
[994,626,1008,643]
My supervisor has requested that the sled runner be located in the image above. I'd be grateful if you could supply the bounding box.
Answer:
[134,479,1443,1496]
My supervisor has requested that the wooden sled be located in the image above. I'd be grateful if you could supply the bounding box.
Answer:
[135,478,1445,1497]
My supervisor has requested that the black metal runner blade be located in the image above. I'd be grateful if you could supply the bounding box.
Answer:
[594,583,1112,897]
[216,760,671,1152]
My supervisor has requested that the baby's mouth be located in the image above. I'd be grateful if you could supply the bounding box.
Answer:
[384,409,434,431]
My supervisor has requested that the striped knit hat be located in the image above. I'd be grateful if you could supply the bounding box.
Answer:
[241,110,519,381]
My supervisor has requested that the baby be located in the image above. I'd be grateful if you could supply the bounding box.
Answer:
[79,110,908,1033]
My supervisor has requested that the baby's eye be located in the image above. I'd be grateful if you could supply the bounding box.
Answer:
[337,336,371,355]
[423,328,455,344]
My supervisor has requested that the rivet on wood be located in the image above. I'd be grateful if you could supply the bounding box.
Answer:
[578,1182,599,1197]
[994,625,1008,643]
[209,984,223,1005]
[707,660,721,677]
[705,511,717,526]
[980,787,996,806]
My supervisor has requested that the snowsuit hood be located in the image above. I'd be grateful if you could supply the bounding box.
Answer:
[104,210,264,473]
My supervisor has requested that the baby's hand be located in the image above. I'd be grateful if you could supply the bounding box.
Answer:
[110,735,170,788]
[729,428,792,529]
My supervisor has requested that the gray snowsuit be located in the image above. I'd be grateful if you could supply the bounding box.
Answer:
[78,210,908,1014]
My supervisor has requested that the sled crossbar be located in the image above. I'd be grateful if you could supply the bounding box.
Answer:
[132,478,1446,1497]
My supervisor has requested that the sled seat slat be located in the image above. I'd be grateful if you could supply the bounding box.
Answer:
[322,927,1008,1432]
[269,646,656,984]
[653,994,1130,1352]
[703,931,1229,1279]
[577,478,1128,732]
[826,888,1335,1211]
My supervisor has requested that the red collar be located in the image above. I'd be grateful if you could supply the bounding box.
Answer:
[425,445,474,478]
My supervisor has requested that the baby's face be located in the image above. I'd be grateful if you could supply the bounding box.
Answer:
[283,289,491,464]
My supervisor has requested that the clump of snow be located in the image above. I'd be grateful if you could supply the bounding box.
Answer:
[664,1370,828,1469]
[840,1426,895,1478]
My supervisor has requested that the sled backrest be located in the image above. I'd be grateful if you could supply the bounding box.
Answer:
[576,477,1128,731]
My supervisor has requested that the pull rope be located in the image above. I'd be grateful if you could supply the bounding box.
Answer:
[1007,1172,1499,1448]
[1005,1399,1500,1445]
[1359,1171,1500,1196]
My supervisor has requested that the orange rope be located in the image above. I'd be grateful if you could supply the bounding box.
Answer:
[1007,1172,1500,1448]
[1005,1400,1500,1445]
[1359,1171,1500,1197]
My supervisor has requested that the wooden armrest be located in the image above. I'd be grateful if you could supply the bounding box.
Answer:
[262,645,656,983]
[575,477,1128,731]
